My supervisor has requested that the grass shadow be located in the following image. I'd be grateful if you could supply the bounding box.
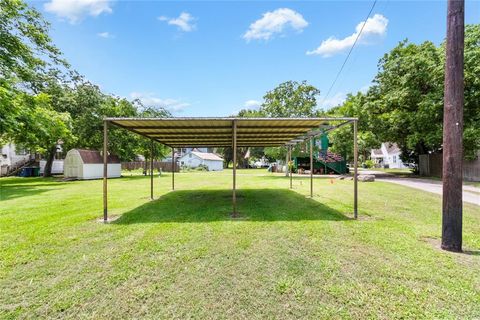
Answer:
[0,178,67,201]
[115,188,351,224]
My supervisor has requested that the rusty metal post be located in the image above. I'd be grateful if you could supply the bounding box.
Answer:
[285,147,289,177]
[150,140,154,200]
[354,120,358,219]
[103,120,108,222]
[232,120,237,216]
[310,137,313,197]
[442,0,464,252]
[171,147,175,190]
[289,146,293,189]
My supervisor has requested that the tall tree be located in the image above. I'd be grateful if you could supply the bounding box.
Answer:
[1,0,75,176]
[10,93,74,176]
[0,0,67,92]
[260,80,321,161]
[328,92,379,162]
[261,80,320,118]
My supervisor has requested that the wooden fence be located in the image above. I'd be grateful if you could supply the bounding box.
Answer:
[121,161,179,172]
[419,152,480,182]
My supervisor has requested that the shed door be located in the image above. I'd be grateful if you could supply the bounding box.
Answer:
[69,165,79,178]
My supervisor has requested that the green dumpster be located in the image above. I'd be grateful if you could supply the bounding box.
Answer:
[32,167,40,177]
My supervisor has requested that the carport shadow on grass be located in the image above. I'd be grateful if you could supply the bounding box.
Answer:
[115,188,351,224]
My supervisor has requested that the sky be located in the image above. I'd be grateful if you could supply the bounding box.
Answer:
[30,0,480,116]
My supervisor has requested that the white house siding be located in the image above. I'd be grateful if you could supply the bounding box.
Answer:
[1,143,32,176]
[179,152,224,171]
[39,160,64,174]
[82,163,121,180]
[371,143,407,169]
[204,159,223,171]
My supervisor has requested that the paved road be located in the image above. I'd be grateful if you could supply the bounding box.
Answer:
[358,170,480,206]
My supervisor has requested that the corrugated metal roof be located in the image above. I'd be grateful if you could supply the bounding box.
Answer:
[106,117,357,147]
[189,151,224,161]
[76,149,120,164]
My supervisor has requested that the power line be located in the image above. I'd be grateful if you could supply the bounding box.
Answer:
[321,0,378,108]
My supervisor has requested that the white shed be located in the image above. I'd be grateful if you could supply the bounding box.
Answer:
[64,149,121,180]
[178,151,224,171]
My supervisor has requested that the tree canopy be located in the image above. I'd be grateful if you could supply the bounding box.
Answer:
[0,0,172,176]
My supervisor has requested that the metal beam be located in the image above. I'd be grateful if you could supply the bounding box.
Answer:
[150,139,154,200]
[128,125,322,130]
[353,120,358,219]
[103,120,108,222]
[148,132,308,137]
[289,146,293,189]
[106,116,359,122]
[166,143,284,147]
[158,137,294,142]
[232,120,238,217]
[310,137,313,198]
[171,147,175,190]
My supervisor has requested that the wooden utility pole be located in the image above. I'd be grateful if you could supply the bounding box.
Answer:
[442,0,464,252]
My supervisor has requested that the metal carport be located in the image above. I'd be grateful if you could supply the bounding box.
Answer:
[102,117,359,220]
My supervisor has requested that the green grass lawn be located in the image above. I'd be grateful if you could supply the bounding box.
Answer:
[1,170,479,319]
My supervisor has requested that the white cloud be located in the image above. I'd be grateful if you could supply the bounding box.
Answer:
[130,92,190,113]
[44,0,112,23]
[158,12,196,32]
[243,8,308,41]
[97,31,113,38]
[307,14,388,57]
[243,100,262,109]
[322,92,346,109]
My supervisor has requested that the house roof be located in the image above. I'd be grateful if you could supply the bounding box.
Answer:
[106,117,357,148]
[75,149,120,164]
[384,142,401,154]
[190,151,224,161]
[371,149,383,156]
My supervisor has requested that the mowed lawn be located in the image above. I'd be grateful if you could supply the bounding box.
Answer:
[1,170,479,319]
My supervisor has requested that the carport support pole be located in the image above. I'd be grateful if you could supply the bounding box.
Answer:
[289,146,293,189]
[310,137,313,197]
[103,120,108,222]
[150,140,154,200]
[285,148,289,177]
[354,120,358,219]
[171,147,175,190]
[232,120,237,217]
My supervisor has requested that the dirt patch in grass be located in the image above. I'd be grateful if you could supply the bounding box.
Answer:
[420,236,480,266]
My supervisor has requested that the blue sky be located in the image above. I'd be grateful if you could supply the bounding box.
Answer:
[32,0,480,116]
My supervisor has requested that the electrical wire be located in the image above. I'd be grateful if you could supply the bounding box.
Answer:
[321,0,378,108]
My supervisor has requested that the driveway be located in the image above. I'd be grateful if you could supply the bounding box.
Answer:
[359,170,480,206]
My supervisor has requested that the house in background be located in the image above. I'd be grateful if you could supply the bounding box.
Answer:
[0,142,33,176]
[178,150,224,171]
[64,149,121,180]
[176,147,212,158]
[39,160,64,175]
[370,142,407,169]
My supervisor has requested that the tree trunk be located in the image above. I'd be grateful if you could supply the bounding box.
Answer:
[43,145,57,177]
[442,0,464,252]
